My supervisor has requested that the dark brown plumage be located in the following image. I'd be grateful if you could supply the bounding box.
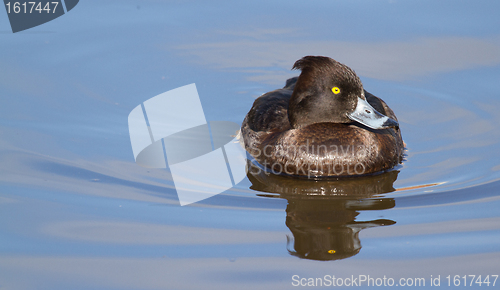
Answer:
[241,56,404,177]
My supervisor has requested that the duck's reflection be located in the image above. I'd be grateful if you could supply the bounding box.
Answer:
[247,162,398,261]
[285,198,395,260]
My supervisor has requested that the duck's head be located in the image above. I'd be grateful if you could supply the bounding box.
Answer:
[288,56,398,130]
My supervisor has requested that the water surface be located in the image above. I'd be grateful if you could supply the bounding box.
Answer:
[1,0,500,289]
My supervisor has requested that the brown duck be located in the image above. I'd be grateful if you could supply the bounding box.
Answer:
[241,56,404,177]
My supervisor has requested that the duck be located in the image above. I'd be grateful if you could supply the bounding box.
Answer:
[241,56,404,177]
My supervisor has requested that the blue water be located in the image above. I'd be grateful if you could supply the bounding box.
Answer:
[1,0,500,289]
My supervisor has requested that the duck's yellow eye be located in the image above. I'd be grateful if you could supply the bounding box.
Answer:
[332,87,340,94]
[328,250,336,254]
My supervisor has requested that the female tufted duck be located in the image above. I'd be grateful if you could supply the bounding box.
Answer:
[241,56,404,177]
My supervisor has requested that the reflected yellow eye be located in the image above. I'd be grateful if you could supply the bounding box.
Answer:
[332,87,340,94]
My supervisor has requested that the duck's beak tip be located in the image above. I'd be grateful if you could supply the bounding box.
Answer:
[348,97,399,130]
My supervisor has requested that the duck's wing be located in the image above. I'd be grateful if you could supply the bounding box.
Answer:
[240,78,296,160]
[244,89,292,132]
[244,78,298,133]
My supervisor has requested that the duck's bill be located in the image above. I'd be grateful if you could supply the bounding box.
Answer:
[347,97,399,129]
